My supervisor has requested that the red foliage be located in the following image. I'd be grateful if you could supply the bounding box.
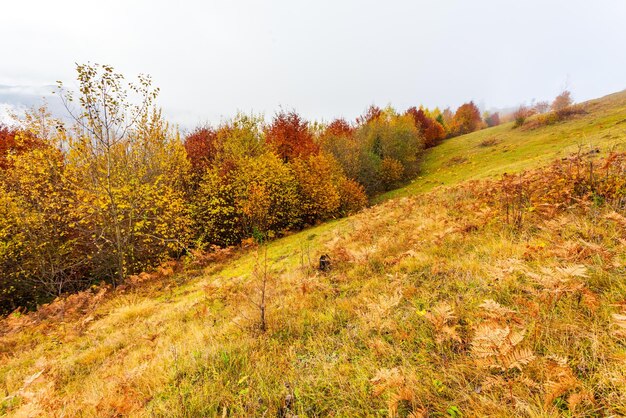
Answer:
[184,126,218,175]
[423,121,446,146]
[324,118,354,138]
[0,124,44,170]
[356,105,383,125]
[265,111,318,162]
[451,102,482,135]
[405,107,445,148]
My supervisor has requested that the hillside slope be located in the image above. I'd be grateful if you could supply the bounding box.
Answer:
[380,90,626,201]
[2,91,626,417]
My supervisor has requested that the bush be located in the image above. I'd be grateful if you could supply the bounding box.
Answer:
[291,153,343,224]
[405,107,445,147]
[381,157,405,189]
[191,168,241,247]
[337,178,368,215]
[320,123,362,182]
[356,112,423,185]
[484,112,500,127]
[552,90,573,114]
[513,105,534,128]
[232,153,301,238]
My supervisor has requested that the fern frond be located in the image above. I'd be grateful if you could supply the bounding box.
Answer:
[425,303,455,328]
[546,354,568,367]
[612,313,626,329]
[482,375,506,391]
[507,328,526,348]
[544,367,578,407]
[479,299,516,318]
[503,347,536,371]
[471,325,510,358]
[556,264,588,278]
[515,373,539,389]
[439,325,461,344]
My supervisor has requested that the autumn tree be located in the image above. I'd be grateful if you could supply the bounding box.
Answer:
[265,111,318,162]
[324,118,354,138]
[441,107,454,129]
[354,111,423,192]
[552,90,573,114]
[356,105,383,125]
[203,152,300,243]
[451,102,482,135]
[484,112,501,127]
[0,107,86,312]
[184,125,218,178]
[291,153,362,224]
[58,63,190,285]
[320,119,362,182]
[405,107,446,148]
[0,122,45,170]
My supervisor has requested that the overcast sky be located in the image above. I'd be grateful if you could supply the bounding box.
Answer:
[1,0,625,129]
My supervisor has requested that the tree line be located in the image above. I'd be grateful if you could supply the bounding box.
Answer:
[0,63,487,313]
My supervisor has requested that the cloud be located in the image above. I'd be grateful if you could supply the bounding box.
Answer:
[0,85,66,124]
[0,103,20,125]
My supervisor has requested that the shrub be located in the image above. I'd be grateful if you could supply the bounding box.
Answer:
[479,137,500,147]
[337,178,368,215]
[381,157,405,189]
[552,90,573,114]
[405,107,445,147]
[291,153,343,224]
[513,105,534,128]
[191,168,241,246]
[232,153,301,238]
[216,113,266,165]
[484,112,501,127]
[0,124,45,170]
[356,105,383,125]
[321,126,362,182]
[323,118,354,138]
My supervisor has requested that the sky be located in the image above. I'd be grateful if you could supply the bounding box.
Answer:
[1,0,625,129]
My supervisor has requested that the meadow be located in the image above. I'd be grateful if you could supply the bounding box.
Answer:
[1,91,626,417]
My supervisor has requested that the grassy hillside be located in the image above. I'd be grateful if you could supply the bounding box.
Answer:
[379,90,626,201]
[2,91,626,417]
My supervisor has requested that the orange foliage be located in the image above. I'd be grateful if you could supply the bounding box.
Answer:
[405,107,445,147]
[291,153,343,223]
[324,118,354,138]
[338,178,368,215]
[552,90,573,114]
[451,102,482,135]
[265,111,318,162]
